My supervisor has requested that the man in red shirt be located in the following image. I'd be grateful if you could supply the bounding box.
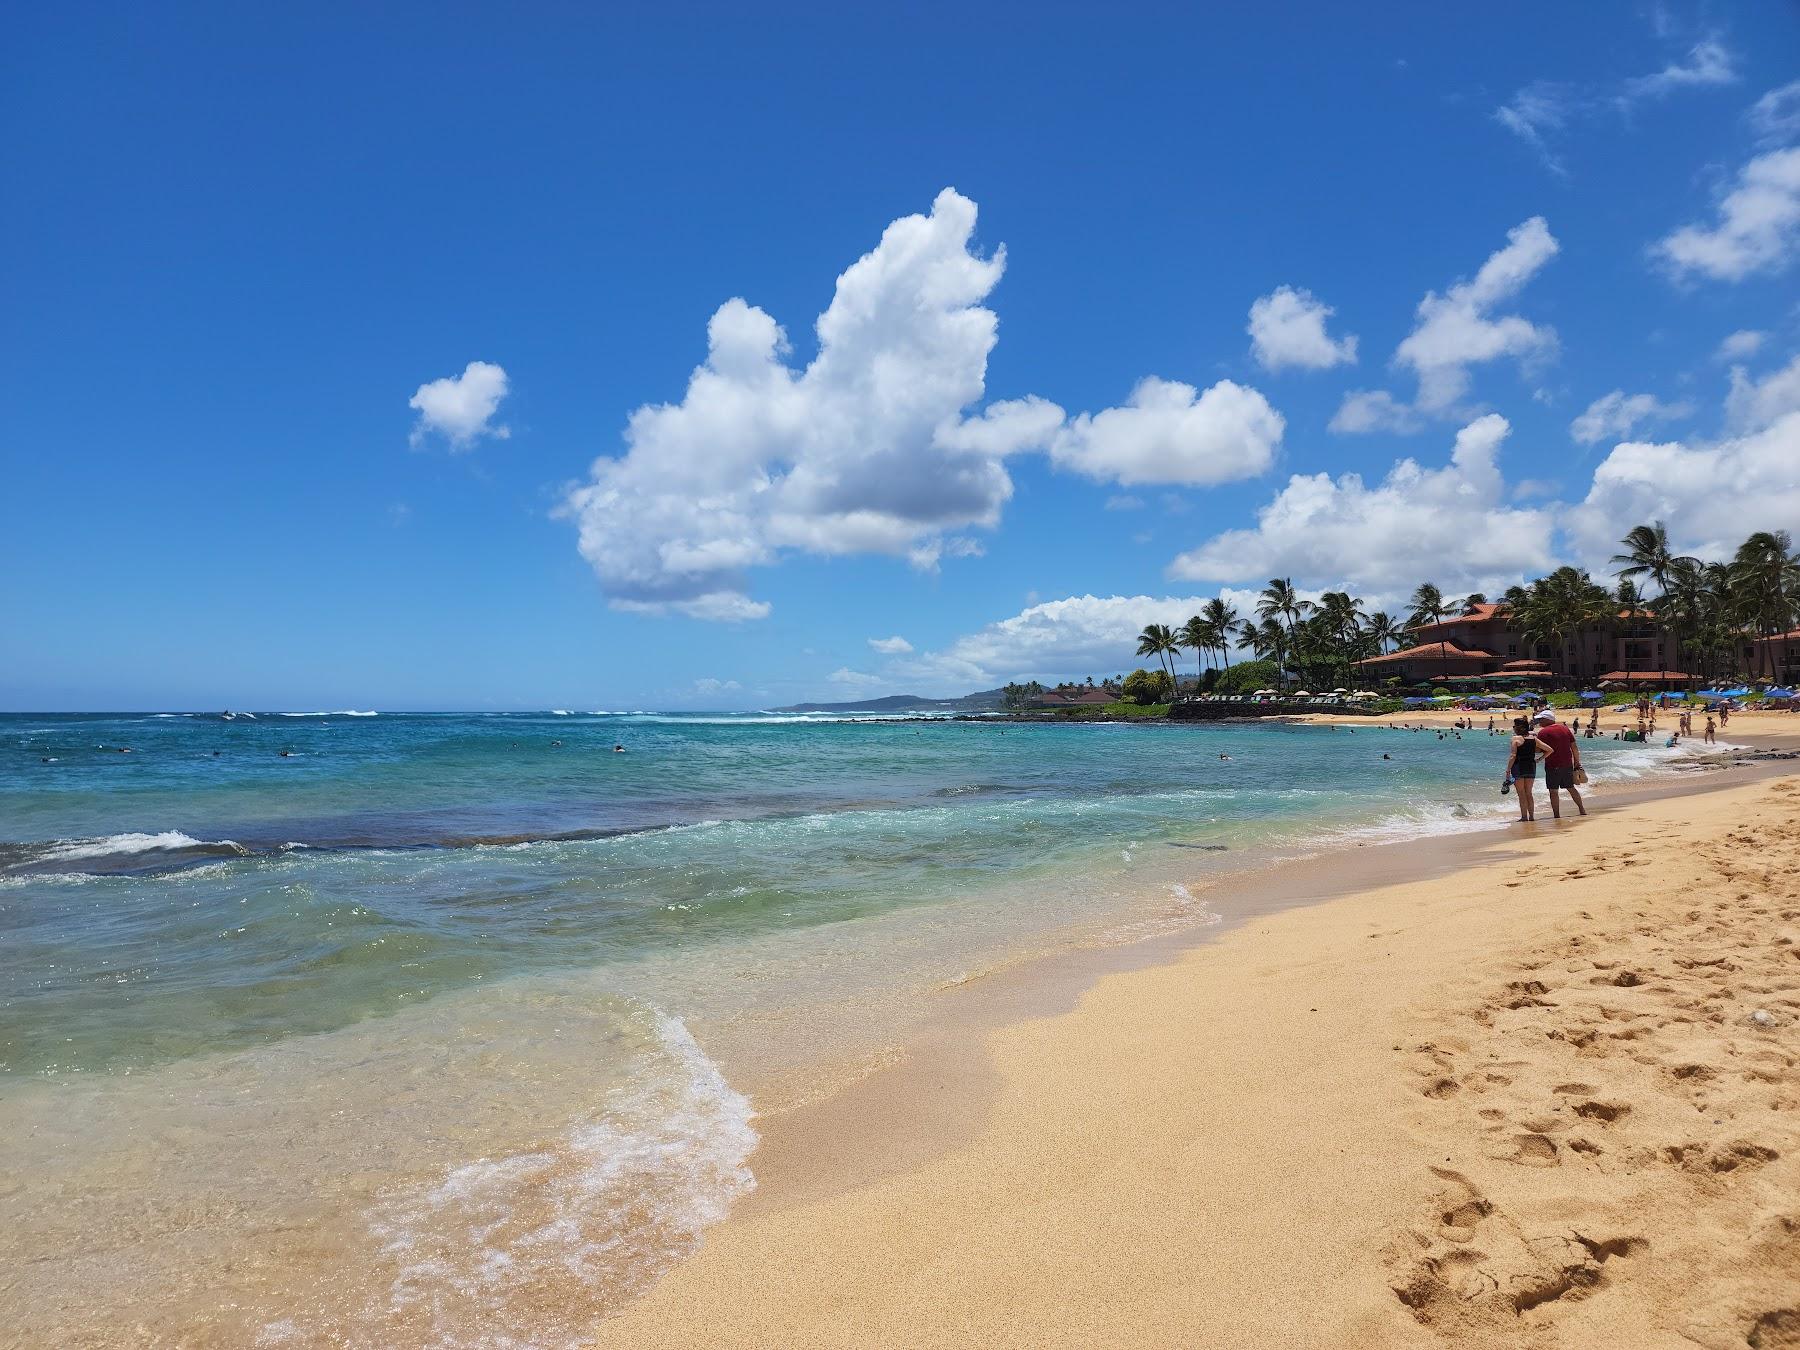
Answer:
[1532,710,1585,818]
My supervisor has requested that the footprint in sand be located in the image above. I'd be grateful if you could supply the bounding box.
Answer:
[1510,1133,1560,1166]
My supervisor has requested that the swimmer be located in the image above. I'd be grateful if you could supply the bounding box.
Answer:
[1218,753,1231,761]
[613,744,625,753]
[552,739,563,747]
[1382,752,1391,760]
[279,750,292,758]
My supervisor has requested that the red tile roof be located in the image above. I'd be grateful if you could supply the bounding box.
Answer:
[1410,604,1507,632]
[1597,670,1690,682]
[1354,641,1494,666]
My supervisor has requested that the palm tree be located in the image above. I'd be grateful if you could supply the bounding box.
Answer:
[1407,582,1451,681]
[1514,566,1613,678]
[1315,591,1366,687]
[1245,617,1287,684]
[1731,531,1800,681]
[1178,615,1214,690]
[1201,597,1239,669]
[1135,623,1180,691]
[1612,521,1699,683]
[1365,611,1406,654]
[1257,578,1310,690]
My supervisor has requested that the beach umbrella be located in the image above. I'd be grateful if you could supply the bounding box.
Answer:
[1579,691,1603,702]
[1714,687,1749,698]
[1293,689,1312,696]
[1332,687,1348,693]
[1768,688,1794,699]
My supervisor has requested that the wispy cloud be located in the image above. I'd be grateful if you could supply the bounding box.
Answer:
[1493,35,1738,175]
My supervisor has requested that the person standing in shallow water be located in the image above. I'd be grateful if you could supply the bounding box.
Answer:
[1532,709,1586,818]
[1505,716,1546,822]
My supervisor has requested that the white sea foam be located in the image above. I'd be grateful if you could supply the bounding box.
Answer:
[1095,880,1224,946]
[278,710,377,717]
[40,831,245,862]
[367,1009,755,1347]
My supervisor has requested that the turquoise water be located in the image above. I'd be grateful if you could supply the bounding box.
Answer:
[0,710,1685,1343]
[0,708,1652,1077]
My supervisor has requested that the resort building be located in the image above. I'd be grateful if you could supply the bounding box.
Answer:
[1029,686,1120,709]
[1748,629,1800,683]
[1353,603,1679,685]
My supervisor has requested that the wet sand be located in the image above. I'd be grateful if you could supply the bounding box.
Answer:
[594,765,1800,1348]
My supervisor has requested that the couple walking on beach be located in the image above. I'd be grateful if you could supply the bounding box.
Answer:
[1504,710,1586,823]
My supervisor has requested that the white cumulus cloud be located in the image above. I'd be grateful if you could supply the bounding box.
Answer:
[1169,415,1558,603]
[1564,413,1800,566]
[1654,146,1800,282]
[1332,219,1559,432]
[1569,390,1693,445]
[409,361,510,450]
[1725,352,1800,432]
[1049,377,1283,486]
[867,635,913,654]
[1247,286,1358,371]
[828,667,884,688]
[692,677,741,695]
[1716,329,1767,361]
[1328,389,1422,435]
[560,189,1283,619]
[898,593,1234,688]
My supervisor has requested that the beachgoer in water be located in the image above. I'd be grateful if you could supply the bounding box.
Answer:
[1505,716,1546,822]
[613,744,625,753]
[1218,753,1231,761]
[1533,710,1586,818]
[1382,752,1391,760]
[552,739,562,747]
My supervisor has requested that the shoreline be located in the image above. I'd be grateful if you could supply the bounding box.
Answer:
[593,753,1800,1347]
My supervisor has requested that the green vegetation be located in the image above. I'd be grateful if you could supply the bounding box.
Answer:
[1130,523,1798,697]
[1214,659,1279,696]
[1121,667,1174,705]
[1000,680,1045,710]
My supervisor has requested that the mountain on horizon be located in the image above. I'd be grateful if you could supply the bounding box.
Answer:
[768,688,1004,714]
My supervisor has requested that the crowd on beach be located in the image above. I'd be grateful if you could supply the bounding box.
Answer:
[1368,695,1740,825]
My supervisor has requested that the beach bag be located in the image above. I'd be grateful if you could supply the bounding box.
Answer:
[1573,767,1589,786]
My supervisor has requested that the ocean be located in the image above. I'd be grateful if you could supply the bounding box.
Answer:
[0,709,1692,1345]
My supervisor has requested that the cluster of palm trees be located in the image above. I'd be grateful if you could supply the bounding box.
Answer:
[1137,588,1408,694]
[1133,524,1799,696]
[1605,525,1799,683]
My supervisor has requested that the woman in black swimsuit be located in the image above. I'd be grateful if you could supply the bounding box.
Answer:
[1506,716,1547,822]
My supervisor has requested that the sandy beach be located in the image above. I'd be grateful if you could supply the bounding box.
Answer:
[594,761,1800,1348]
[1293,705,1800,744]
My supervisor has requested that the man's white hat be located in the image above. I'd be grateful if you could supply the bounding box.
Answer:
[1532,709,1555,723]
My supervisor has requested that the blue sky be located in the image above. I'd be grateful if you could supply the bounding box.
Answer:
[4,3,1798,710]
